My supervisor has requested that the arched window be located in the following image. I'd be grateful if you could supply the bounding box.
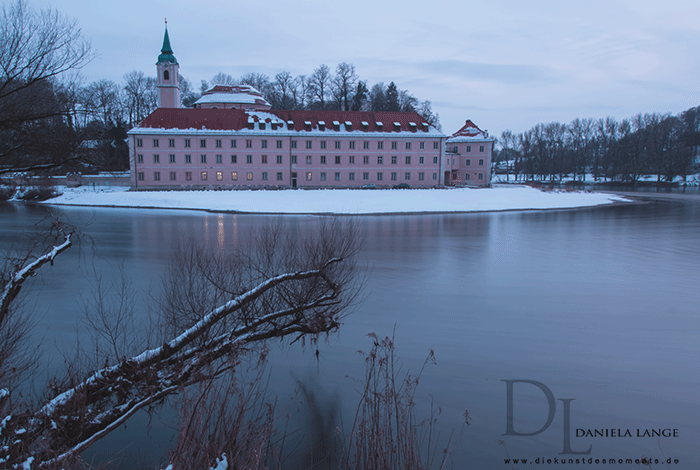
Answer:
[163,70,170,80]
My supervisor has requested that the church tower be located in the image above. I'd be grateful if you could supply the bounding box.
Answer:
[156,24,180,108]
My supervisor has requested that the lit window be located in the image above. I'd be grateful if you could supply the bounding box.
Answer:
[201,171,207,181]
[216,171,223,181]
[306,172,312,181]
[232,172,238,181]
[247,172,253,181]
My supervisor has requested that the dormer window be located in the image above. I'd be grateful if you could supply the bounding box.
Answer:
[422,123,429,132]
[345,121,352,131]
[376,122,383,131]
[287,120,294,130]
[305,121,312,131]
[409,122,417,132]
[318,121,325,131]
[333,121,340,131]
[361,121,369,131]
[247,119,255,130]
[393,122,401,132]
[259,122,266,130]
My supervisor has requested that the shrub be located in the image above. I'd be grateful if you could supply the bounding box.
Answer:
[14,185,61,201]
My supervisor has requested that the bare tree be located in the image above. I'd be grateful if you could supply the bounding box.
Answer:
[273,71,295,110]
[309,64,331,109]
[0,220,362,468]
[0,0,92,174]
[332,62,357,111]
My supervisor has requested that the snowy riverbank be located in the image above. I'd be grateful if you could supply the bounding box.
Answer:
[38,185,632,214]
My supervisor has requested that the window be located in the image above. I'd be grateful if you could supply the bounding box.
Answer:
[433,142,439,149]
[320,155,326,164]
[363,156,369,164]
[232,171,238,181]
[391,172,397,181]
[169,138,175,148]
[137,172,144,181]
[335,172,341,181]
[467,145,471,152]
[136,138,143,147]
[377,142,383,150]
[478,173,484,180]
[335,141,341,149]
[262,172,268,181]
[184,139,191,148]
[306,172,312,181]
[247,172,253,181]
[246,140,252,148]
[406,142,411,150]
[433,173,438,180]
[216,139,222,148]
[466,159,471,166]
[185,154,191,163]
[216,155,222,164]
[433,157,438,164]
[153,139,159,148]
[349,156,355,164]
[420,142,425,149]
[335,156,341,164]
[377,172,383,181]
[363,172,369,180]
[231,155,237,164]
[163,70,169,80]
[320,172,326,181]
[261,155,268,164]
[276,172,283,181]
[186,172,192,181]
[306,140,312,149]
[291,140,297,149]
[391,141,397,149]
[377,156,383,164]
[480,145,485,152]
[419,172,424,181]
[391,156,397,164]
[137,154,143,163]
[465,173,471,180]
[320,141,326,149]
[153,154,160,163]
[231,139,237,148]
[291,155,297,164]
[200,139,206,148]
[479,159,484,166]
[419,156,424,164]
[198,171,206,181]
[405,172,411,180]
[276,155,283,164]
[276,140,283,149]
[349,172,355,181]
[261,140,268,149]
[405,156,411,164]
[363,141,369,150]
[246,155,252,164]
[169,154,175,163]
[349,141,355,149]
[453,146,458,153]
[306,156,312,164]
[201,154,207,163]
[216,171,223,181]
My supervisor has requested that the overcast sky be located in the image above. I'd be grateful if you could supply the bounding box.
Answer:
[36,0,700,138]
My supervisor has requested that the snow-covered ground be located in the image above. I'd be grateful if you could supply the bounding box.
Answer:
[492,172,700,185]
[38,185,632,214]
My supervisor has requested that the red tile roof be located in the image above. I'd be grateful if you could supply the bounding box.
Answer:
[137,108,433,133]
[451,119,483,138]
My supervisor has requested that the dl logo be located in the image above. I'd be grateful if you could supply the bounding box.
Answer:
[502,380,591,455]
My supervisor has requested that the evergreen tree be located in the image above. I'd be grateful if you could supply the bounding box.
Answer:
[352,80,368,111]
[385,82,399,111]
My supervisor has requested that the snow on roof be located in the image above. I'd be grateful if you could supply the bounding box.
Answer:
[318,121,325,125]
[345,121,352,126]
[332,121,340,126]
[393,122,401,126]
[446,119,494,143]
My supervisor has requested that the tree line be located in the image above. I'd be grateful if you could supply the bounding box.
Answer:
[496,109,700,183]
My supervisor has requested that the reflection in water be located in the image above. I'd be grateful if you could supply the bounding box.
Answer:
[1,199,699,469]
